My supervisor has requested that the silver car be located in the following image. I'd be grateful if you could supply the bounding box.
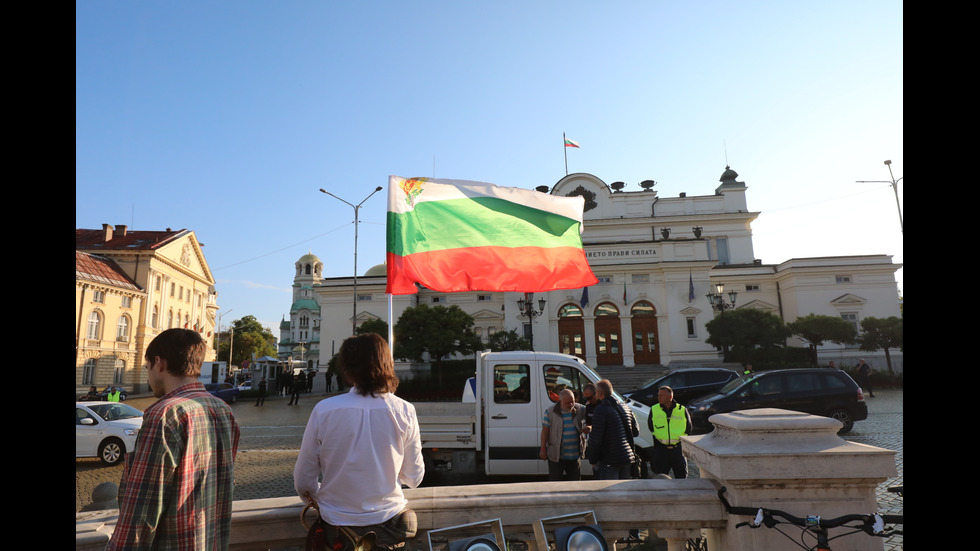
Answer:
[76,401,143,465]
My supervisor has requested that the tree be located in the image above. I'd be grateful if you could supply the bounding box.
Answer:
[787,314,858,367]
[857,316,903,375]
[705,308,792,365]
[486,329,532,351]
[393,304,482,385]
[217,315,276,368]
[356,318,389,340]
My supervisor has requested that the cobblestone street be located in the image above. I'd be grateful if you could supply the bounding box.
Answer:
[77,388,902,548]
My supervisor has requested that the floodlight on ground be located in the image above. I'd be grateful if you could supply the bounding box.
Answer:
[533,511,608,551]
[427,518,506,551]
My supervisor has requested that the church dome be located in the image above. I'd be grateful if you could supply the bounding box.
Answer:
[298,252,320,264]
[364,263,387,277]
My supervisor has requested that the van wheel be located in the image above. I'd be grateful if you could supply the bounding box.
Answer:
[829,409,854,434]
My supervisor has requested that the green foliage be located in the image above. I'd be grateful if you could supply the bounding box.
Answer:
[705,308,792,363]
[394,304,482,385]
[857,316,903,374]
[217,315,276,367]
[356,318,389,340]
[486,329,532,351]
[787,314,858,367]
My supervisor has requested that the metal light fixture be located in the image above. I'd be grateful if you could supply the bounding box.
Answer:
[319,186,384,335]
[534,511,608,551]
[428,519,506,551]
[516,292,546,350]
[856,159,904,232]
[706,283,737,313]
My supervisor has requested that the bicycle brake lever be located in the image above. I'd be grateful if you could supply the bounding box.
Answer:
[872,514,884,534]
[753,509,764,527]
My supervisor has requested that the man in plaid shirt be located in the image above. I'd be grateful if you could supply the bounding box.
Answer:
[107,328,240,551]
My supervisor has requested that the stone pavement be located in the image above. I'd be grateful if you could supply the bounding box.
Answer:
[77,388,903,548]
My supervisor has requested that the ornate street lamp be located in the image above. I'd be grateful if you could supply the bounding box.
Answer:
[516,293,547,350]
[706,283,738,314]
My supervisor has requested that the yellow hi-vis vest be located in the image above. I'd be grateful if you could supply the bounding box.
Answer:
[108,390,120,402]
[650,403,687,445]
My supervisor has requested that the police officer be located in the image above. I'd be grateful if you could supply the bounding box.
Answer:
[647,385,692,478]
[107,387,121,402]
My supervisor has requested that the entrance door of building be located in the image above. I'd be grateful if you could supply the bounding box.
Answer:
[557,304,586,360]
[631,301,660,365]
[594,303,622,366]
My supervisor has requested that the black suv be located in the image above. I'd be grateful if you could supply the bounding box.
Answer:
[625,367,741,408]
[687,368,868,435]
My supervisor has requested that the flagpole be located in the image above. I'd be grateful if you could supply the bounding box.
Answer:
[563,133,568,175]
[387,293,394,363]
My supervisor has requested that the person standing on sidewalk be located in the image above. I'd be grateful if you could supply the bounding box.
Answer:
[539,388,587,481]
[106,328,240,551]
[856,359,875,397]
[256,377,267,406]
[647,386,693,479]
[586,379,639,480]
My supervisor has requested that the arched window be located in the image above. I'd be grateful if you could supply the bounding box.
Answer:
[594,303,619,316]
[558,304,583,318]
[116,316,130,341]
[631,301,656,316]
[86,311,102,339]
[167,310,174,328]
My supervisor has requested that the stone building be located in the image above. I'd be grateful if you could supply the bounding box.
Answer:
[282,168,902,376]
[75,224,219,394]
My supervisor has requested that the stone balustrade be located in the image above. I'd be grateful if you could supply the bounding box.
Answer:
[76,408,898,551]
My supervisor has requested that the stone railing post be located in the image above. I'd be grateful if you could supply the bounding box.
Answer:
[683,408,898,551]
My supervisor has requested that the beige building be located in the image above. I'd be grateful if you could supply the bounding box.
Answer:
[75,224,219,394]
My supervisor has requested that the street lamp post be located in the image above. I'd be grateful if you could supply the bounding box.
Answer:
[319,186,384,336]
[856,159,903,232]
[516,293,547,350]
[706,283,737,360]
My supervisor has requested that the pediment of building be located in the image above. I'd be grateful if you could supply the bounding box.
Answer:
[830,293,868,306]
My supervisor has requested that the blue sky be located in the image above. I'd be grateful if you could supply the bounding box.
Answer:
[76,1,904,333]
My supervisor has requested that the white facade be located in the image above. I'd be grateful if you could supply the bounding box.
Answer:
[282,168,902,374]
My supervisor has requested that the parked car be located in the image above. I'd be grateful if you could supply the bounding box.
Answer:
[204,383,240,404]
[624,368,740,407]
[76,401,144,465]
[687,368,868,435]
[238,380,253,391]
[78,386,129,402]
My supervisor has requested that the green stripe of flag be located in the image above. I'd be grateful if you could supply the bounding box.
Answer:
[387,196,582,257]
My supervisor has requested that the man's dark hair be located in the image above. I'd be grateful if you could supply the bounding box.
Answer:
[145,328,207,377]
[583,382,596,393]
[337,333,399,396]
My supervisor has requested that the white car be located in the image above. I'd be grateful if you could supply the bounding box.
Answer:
[76,401,143,465]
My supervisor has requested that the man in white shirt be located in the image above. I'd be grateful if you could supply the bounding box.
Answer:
[294,333,425,549]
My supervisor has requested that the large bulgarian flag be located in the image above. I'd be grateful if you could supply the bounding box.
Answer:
[386,175,598,295]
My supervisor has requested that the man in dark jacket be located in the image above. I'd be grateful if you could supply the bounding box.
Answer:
[585,379,639,479]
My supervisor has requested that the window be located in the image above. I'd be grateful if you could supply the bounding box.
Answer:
[113,359,125,384]
[542,364,590,403]
[686,317,698,338]
[155,276,162,291]
[841,312,859,332]
[596,276,612,284]
[745,284,760,292]
[167,310,174,328]
[116,316,130,342]
[477,294,492,301]
[632,274,650,284]
[432,296,445,303]
[170,283,176,297]
[357,295,372,301]
[559,304,583,318]
[87,311,102,339]
[93,290,105,303]
[836,275,852,284]
[151,305,158,328]
[716,238,730,265]
[493,364,531,403]
[121,296,132,308]
[82,359,96,385]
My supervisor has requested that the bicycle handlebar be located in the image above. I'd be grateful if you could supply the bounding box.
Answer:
[717,486,902,536]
